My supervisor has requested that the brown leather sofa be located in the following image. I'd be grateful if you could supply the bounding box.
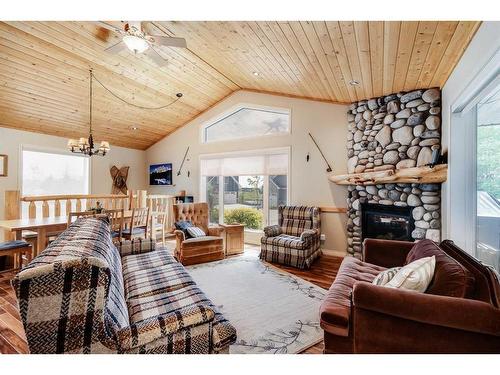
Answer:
[173,202,225,265]
[320,239,500,353]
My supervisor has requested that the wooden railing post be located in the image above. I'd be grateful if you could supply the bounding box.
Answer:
[4,190,20,240]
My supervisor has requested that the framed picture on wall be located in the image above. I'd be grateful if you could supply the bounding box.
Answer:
[0,154,7,177]
[149,163,173,185]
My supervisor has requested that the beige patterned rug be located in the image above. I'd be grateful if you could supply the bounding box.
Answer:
[186,252,326,354]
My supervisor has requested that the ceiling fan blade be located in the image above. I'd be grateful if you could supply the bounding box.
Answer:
[105,41,126,53]
[96,21,124,35]
[144,46,168,67]
[150,35,187,49]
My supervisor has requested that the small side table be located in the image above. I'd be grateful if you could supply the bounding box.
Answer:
[220,224,244,256]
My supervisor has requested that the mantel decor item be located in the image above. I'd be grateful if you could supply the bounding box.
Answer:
[110,165,129,194]
[67,69,110,157]
[0,154,7,177]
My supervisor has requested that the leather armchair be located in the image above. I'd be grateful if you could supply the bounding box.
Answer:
[173,202,225,265]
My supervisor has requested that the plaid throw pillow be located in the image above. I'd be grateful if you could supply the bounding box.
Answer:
[186,226,206,238]
[175,220,194,239]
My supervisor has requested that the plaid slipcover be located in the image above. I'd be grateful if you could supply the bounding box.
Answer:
[260,205,321,269]
[12,217,236,354]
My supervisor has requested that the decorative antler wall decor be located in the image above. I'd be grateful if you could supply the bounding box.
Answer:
[110,165,129,194]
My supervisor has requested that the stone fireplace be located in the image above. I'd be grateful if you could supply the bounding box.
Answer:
[344,88,442,258]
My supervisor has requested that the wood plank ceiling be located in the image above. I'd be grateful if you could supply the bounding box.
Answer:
[0,21,480,150]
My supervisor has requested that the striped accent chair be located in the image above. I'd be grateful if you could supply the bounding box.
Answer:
[12,216,236,354]
[260,205,321,269]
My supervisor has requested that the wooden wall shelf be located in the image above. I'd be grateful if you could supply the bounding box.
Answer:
[329,164,447,186]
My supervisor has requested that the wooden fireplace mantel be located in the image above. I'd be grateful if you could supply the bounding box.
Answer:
[329,164,447,186]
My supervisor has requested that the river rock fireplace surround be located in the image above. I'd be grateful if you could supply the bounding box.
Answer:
[342,88,443,258]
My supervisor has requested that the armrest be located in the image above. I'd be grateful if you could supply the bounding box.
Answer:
[174,229,185,242]
[207,225,224,237]
[263,225,282,237]
[362,238,414,267]
[117,305,215,351]
[352,281,500,336]
[300,229,319,245]
[116,238,156,257]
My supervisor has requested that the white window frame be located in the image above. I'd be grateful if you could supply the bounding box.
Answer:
[19,144,91,197]
[200,103,291,144]
[448,48,500,253]
[199,147,291,231]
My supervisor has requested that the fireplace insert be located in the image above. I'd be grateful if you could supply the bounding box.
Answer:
[361,203,415,242]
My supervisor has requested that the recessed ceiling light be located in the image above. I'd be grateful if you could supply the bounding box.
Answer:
[252,71,260,76]
[131,126,139,131]
[349,80,360,86]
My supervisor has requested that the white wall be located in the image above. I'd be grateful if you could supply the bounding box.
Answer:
[0,127,147,238]
[146,90,349,254]
[441,21,500,243]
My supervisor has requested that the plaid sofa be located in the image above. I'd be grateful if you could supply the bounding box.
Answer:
[12,217,236,354]
[260,205,321,269]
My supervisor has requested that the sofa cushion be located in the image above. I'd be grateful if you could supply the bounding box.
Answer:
[261,234,308,250]
[372,267,401,286]
[320,257,386,336]
[385,256,436,292]
[405,239,475,297]
[122,250,195,300]
[182,236,223,248]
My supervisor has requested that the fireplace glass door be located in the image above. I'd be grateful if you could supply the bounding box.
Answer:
[361,203,414,242]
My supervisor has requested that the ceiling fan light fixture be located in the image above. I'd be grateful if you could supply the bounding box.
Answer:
[123,35,149,53]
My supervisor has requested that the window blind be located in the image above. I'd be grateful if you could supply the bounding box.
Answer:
[200,149,289,176]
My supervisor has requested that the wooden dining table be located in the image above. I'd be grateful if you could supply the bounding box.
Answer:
[0,210,159,257]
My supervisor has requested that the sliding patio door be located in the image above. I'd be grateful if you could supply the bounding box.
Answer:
[200,148,289,231]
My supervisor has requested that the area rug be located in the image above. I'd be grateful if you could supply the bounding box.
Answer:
[186,252,326,354]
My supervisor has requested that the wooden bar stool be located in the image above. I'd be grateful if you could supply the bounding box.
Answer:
[0,240,33,272]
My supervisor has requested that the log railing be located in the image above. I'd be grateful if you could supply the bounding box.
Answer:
[20,193,134,219]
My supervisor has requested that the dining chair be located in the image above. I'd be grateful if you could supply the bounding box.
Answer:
[105,208,124,242]
[67,211,97,226]
[122,207,150,240]
[152,209,168,246]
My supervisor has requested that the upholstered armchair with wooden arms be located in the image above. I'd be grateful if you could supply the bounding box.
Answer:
[173,202,225,265]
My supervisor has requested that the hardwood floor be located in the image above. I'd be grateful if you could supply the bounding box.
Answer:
[0,244,341,354]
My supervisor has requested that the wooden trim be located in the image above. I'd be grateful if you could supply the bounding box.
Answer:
[319,206,347,213]
[21,193,129,202]
[329,164,448,186]
[236,88,349,105]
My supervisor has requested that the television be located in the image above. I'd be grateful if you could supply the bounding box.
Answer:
[149,163,173,186]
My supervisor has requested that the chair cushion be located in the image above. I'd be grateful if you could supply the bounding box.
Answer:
[122,250,195,300]
[122,227,146,235]
[182,236,223,248]
[261,234,308,250]
[0,240,31,251]
[320,257,386,336]
[405,239,475,297]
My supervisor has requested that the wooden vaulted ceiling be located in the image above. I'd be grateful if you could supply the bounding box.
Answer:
[0,21,480,150]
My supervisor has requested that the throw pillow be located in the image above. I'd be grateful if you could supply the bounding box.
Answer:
[175,220,194,239]
[372,267,402,286]
[385,256,436,292]
[186,226,206,238]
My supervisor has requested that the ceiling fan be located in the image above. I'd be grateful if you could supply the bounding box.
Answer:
[97,21,187,66]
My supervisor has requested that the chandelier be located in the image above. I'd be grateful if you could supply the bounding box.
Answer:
[67,69,110,157]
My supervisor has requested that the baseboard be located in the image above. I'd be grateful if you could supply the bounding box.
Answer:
[321,248,346,258]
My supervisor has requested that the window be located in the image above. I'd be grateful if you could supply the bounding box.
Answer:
[21,148,90,218]
[200,149,289,230]
[202,105,290,143]
[476,87,500,271]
